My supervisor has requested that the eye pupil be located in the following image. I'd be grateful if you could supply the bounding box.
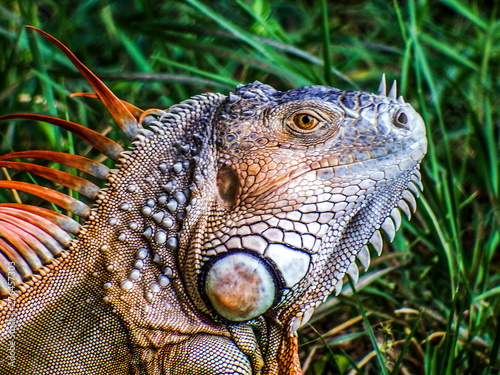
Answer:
[293,113,318,130]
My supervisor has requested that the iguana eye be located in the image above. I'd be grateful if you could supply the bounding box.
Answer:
[292,113,319,130]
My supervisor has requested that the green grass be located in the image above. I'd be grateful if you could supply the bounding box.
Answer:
[1,0,499,373]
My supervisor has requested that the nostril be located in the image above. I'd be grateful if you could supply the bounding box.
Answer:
[395,110,409,129]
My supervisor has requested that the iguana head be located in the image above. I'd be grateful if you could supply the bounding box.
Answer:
[177,80,427,372]
[0,27,427,374]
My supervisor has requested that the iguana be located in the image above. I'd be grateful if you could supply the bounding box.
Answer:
[0,27,427,374]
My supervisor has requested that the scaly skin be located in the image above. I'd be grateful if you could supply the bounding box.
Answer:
[0,28,427,374]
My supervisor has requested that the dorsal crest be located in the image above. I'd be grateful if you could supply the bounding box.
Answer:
[0,27,143,298]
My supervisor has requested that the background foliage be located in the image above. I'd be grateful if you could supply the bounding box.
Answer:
[1,0,499,374]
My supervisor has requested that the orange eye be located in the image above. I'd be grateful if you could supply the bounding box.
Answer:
[293,113,319,130]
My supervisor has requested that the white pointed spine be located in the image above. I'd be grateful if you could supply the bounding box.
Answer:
[299,307,315,328]
[346,262,359,284]
[411,172,423,191]
[381,217,396,242]
[388,80,397,99]
[377,73,387,96]
[398,199,412,219]
[357,246,370,270]
[390,208,402,231]
[138,128,153,137]
[369,230,383,255]
[403,190,417,212]
[408,181,420,197]
[335,279,343,296]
